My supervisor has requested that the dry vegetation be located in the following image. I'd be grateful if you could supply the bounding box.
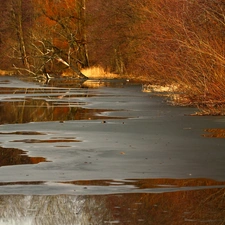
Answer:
[0,0,224,114]
[81,66,120,79]
[86,0,225,115]
[0,70,15,76]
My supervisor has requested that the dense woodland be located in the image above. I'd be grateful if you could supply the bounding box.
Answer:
[0,0,225,113]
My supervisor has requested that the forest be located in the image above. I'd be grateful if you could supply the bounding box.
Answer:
[0,0,225,114]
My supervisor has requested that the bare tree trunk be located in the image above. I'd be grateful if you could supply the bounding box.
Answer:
[77,0,89,68]
[12,0,30,69]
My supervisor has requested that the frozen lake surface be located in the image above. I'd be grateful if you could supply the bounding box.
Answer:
[0,76,225,224]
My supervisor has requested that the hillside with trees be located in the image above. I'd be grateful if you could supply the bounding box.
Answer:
[0,0,224,114]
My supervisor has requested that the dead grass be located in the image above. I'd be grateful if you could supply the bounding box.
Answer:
[142,84,179,93]
[81,66,120,79]
[0,70,15,76]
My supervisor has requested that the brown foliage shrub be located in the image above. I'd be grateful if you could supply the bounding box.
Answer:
[87,0,225,113]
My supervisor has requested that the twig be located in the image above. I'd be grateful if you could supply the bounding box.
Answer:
[12,64,36,76]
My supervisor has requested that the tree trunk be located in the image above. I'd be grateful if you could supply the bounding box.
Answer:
[13,0,30,69]
[77,0,89,68]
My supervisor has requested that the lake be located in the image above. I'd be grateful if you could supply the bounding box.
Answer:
[0,76,225,224]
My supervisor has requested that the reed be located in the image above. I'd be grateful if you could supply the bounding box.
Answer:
[81,66,120,79]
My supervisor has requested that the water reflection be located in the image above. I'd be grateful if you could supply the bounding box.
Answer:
[0,184,224,225]
[11,138,80,143]
[82,79,128,89]
[22,76,129,88]
[0,146,48,167]
[41,77,128,89]
[0,99,125,124]
[0,131,45,135]
[0,79,128,124]
[61,178,225,190]
[203,128,225,138]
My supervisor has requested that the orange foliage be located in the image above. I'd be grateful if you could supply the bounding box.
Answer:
[86,0,225,113]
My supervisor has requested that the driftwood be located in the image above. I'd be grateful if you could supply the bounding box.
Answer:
[55,56,88,79]
[12,54,88,81]
[28,40,89,80]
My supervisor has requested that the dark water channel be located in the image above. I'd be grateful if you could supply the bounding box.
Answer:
[0,76,225,224]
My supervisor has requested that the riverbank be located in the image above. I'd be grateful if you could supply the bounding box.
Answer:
[1,67,225,115]
[81,66,225,115]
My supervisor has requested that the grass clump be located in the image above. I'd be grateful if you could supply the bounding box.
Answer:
[81,66,120,79]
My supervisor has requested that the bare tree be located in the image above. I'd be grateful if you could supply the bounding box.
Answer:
[32,0,88,78]
[10,0,32,70]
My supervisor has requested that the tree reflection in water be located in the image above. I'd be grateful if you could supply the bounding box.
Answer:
[0,79,129,125]
[0,187,224,225]
[0,195,111,225]
[0,146,48,167]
